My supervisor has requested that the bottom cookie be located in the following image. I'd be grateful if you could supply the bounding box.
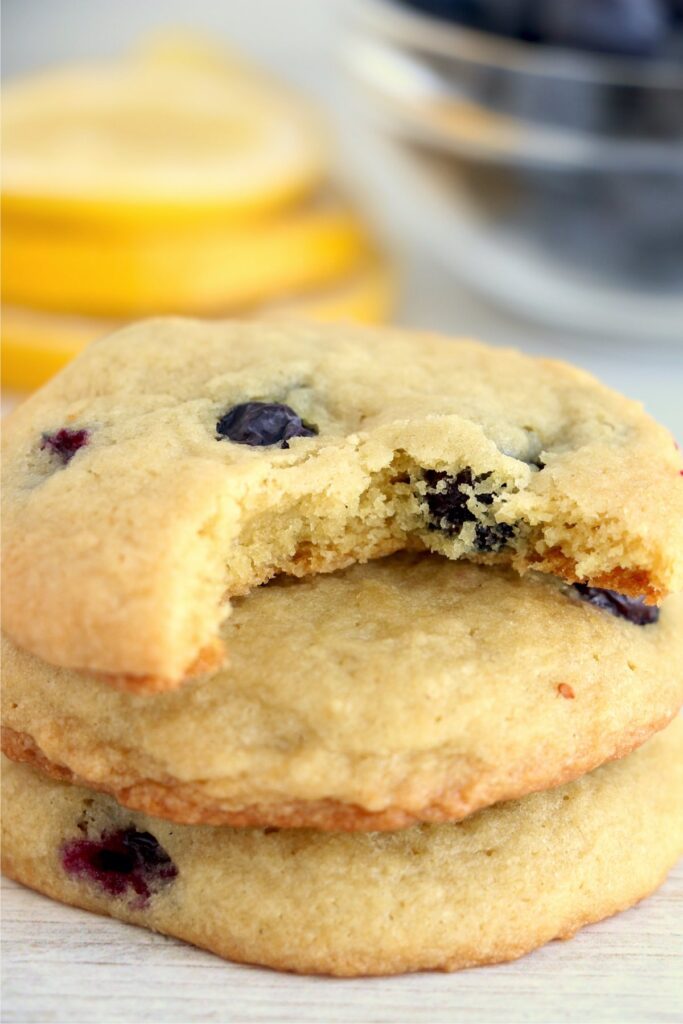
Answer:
[3,718,682,977]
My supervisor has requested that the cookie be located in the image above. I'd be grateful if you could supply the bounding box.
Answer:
[3,554,682,829]
[2,319,682,688]
[2,193,372,317]
[3,718,682,977]
[1,48,325,226]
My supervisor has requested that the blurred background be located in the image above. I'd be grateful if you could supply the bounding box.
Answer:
[2,0,682,433]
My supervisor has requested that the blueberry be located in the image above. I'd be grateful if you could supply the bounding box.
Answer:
[216,402,317,449]
[41,428,89,464]
[572,584,660,624]
[424,469,480,530]
[423,468,515,550]
[536,0,669,56]
[474,522,515,552]
[61,827,177,906]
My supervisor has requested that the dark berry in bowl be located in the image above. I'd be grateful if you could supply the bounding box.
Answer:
[398,0,675,57]
[41,428,89,464]
[536,0,670,57]
[572,583,660,624]
[61,827,177,906]
[216,402,317,448]
[400,0,540,37]
[399,0,483,29]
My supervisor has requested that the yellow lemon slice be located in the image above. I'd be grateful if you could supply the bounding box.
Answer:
[2,51,326,227]
[269,257,395,323]
[1,307,103,392]
[2,195,372,316]
[1,257,394,391]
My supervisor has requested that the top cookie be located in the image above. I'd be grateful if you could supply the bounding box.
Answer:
[2,317,682,688]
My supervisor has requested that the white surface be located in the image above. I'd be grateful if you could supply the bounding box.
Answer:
[3,2,683,1022]
[2,863,682,1024]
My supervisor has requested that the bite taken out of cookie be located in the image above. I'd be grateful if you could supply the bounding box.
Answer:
[2,318,682,690]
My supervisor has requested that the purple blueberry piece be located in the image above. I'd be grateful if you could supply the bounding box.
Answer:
[216,402,317,448]
[424,469,480,530]
[41,428,89,463]
[572,584,660,625]
[424,469,495,522]
[423,468,516,550]
[61,827,177,906]
[474,522,515,552]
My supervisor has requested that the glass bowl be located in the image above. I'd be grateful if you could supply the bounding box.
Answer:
[348,0,683,339]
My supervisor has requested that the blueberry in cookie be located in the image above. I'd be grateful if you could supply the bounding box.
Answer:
[572,584,660,625]
[216,401,317,448]
[61,827,177,907]
[40,427,90,464]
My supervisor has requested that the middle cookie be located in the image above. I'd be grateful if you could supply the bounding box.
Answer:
[3,553,682,831]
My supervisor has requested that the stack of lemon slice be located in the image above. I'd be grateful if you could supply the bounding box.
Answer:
[2,39,393,389]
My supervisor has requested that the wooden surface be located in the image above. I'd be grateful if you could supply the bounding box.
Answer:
[2,864,682,1024]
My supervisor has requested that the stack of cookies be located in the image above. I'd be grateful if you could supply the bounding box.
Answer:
[1,38,392,391]
[2,319,682,977]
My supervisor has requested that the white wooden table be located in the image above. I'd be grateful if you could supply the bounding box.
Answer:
[2,865,682,1024]
[3,2,683,1021]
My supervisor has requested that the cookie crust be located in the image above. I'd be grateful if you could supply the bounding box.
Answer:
[1,716,673,830]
